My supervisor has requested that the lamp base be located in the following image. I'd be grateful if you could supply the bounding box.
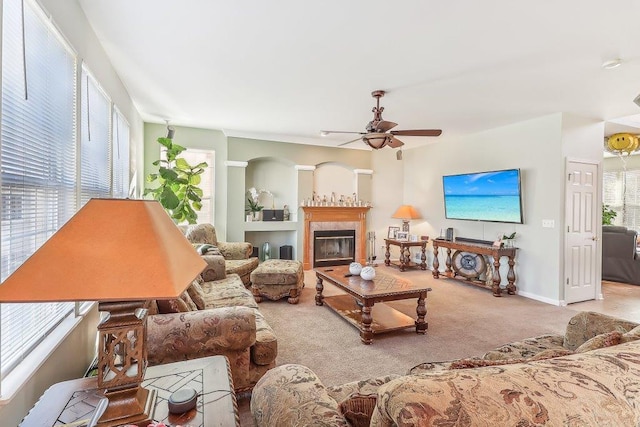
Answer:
[401,220,410,233]
[94,386,157,427]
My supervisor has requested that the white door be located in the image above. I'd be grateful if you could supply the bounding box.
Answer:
[565,160,599,303]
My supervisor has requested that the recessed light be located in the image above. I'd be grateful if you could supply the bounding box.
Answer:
[602,59,623,70]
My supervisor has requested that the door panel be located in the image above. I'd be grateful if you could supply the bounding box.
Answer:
[565,161,598,303]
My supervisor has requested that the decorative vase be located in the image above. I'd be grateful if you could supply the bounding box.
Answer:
[252,211,261,221]
[360,266,376,281]
[261,242,271,261]
[349,262,363,275]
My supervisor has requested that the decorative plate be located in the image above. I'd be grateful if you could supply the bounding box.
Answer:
[451,250,486,279]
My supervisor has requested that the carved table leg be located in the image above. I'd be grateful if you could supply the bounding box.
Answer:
[506,256,517,295]
[420,244,427,270]
[432,247,440,278]
[315,274,324,306]
[400,246,407,271]
[492,258,502,297]
[361,301,374,345]
[384,242,391,266]
[415,292,428,334]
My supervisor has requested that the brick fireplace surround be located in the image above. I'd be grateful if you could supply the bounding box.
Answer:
[301,206,371,270]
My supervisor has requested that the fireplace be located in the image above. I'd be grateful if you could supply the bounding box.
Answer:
[301,206,371,270]
[313,230,356,267]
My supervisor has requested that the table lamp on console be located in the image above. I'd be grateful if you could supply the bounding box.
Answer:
[392,204,421,233]
[0,199,206,427]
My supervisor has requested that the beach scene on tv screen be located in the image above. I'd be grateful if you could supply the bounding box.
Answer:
[443,169,522,223]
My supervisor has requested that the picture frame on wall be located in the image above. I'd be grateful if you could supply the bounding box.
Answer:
[396,231,409,241]
[387,226,400,239]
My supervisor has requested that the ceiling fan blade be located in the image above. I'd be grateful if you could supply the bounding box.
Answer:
[321,130,365,135]
[390,129,442,137]
[388,136,404,148]
[375,121,398,132]
[338,136,365,147]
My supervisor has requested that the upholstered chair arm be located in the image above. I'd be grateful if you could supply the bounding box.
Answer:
[218,241,253,259]
[251,364,349,427]
[200,253,226,281]
[146,307,256,365]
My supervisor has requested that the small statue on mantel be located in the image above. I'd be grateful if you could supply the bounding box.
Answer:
[331,192,336,205]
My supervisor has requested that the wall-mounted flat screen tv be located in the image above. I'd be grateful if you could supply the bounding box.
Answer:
[442,168,524,224]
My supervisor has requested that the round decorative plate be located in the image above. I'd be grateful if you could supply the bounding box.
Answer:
[452,250,486,279]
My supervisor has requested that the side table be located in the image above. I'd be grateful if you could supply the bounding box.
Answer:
[384,238,428,271]
[20,355,239,427]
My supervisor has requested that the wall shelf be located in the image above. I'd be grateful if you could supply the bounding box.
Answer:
[244,221,298,232]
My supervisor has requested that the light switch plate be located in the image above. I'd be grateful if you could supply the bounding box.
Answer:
[542,219,555,228]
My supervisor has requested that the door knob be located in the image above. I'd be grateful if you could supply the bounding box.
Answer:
[591,236,600,241]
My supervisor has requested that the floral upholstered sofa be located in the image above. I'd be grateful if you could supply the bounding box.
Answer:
[251,311,640,426]
[145,248,276,392]
[183,223,259,286]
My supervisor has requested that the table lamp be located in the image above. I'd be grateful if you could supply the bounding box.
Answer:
[0,199,206,427]
[392,205,421,233]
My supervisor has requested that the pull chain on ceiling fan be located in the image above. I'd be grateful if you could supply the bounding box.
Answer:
[320,90,442,149]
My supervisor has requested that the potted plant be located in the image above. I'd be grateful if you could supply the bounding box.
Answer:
[603,204,617,225]
[246,197,264,221]
[144,137,207,224]
[501,231,517,248]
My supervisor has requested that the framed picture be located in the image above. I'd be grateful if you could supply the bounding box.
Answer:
[396,231,409,241]
[388,226,400,239]
[409,234,419,242]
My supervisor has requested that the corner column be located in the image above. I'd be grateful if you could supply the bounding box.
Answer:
[225,160,248,242]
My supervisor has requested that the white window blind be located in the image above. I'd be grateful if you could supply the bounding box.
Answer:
[603,169,640,232]
[1,0,77,377]
[176,149,215,224]
[80,66,111,205]
[112,108,130,198]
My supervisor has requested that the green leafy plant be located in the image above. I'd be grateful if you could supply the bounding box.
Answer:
[602,204,617,225]
[246,197,264,213]
[502,231,516,240]
[144,137,207,224]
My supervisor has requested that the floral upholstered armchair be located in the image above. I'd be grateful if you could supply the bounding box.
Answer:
[184,223,259,286]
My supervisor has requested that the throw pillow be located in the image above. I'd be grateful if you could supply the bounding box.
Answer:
[574,331,622,353]
[156,296,189,314]
[621,325,640,344]
[187,280,206,310]
[338,394,377,427]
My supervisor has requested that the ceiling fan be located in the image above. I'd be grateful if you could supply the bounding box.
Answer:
[320,90,442,150]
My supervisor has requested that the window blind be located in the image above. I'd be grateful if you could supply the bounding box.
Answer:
[80,66,111,206]
[1,0,77,377]
[112,107,130,198]
[603,169,640,232]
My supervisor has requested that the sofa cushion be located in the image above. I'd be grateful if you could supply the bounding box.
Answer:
[326,374,401,404]
[226,258,259,280]
[187,280,206,310]
[201,274,259,309]
[563,311,638,351]
[482,334,564,360]
[575,330,623,353]
[157,295,190,313]
[252,310,278,366]
[338,394,377,427]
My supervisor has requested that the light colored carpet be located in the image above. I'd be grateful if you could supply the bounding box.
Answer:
[239,268,640,425]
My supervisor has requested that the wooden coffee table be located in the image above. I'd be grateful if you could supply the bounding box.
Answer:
[315,265,432,344]
[20,355,239,427]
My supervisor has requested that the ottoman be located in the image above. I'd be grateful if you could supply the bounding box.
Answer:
[251,259,304,304]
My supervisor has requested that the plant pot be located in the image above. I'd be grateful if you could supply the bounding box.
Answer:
[252,211,261,221]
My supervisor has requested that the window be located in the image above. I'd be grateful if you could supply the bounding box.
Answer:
[603,169,640,232]
[80,66,111,205]
[1,0,77,377]
[112,108,130,198]
[0,0,132,380]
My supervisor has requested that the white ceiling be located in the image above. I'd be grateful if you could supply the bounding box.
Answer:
[78,0,640,149]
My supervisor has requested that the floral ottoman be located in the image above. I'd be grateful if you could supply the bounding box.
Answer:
[251,259,304,304]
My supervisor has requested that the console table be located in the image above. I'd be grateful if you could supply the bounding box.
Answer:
[384,238,428,271]
[20,355,239,427]
[432,238,517,297]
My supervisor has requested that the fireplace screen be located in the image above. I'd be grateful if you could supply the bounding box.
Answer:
[313,230,356,267]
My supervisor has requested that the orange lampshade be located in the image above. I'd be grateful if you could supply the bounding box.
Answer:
[0,198,206,302]
[392,205,422,220]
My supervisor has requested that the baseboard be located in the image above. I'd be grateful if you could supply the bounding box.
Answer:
[517,290,562,306]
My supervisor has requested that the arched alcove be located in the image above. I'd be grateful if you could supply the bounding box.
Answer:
[246,157,296,211]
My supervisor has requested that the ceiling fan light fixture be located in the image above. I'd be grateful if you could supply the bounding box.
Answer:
[363,134,389,149]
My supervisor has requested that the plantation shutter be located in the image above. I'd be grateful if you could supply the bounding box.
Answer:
[80,66,111,205]
[1,0,77,377]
